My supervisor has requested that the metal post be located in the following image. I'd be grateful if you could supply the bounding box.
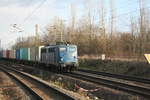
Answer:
[35,24,39,46]
[0,39,1,50]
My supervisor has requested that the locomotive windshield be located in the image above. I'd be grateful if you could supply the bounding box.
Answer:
[69,47,76,52]
[59,47,66,52]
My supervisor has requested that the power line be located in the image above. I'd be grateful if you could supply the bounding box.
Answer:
[108,0,139,13]
[97,5,150,24]
[12,0,33,23]
[98,0,149,22]
[99,0,139,16]
[115,6,150,29]
[22,0,47,24]
[11,0,47,38]
[112,6,150,20]
[22,0,139,25]
[97,5,150,32]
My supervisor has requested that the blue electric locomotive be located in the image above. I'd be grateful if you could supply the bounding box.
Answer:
[41,44,78,72]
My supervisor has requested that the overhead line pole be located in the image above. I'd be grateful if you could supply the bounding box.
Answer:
[0,39,1,50]
[35,24,39,47]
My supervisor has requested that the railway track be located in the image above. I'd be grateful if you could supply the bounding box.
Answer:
[0,64,76,100]
[2,61,150,99]
[78,69,150,84]
[66,71,150,98]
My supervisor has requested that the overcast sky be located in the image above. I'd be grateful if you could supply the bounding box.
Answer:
[0,0,149,49]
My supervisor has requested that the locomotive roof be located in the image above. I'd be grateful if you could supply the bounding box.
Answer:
[42,44,76,49]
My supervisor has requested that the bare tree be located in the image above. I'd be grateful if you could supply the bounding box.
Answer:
[99,0,106,36]
[68,4,76,42]
[138,0,147,56]
[110,0,116,39]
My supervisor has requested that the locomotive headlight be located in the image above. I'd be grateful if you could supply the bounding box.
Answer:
[60,57,63,61]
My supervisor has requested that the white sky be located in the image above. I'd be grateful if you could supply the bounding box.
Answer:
[0,0,149,49]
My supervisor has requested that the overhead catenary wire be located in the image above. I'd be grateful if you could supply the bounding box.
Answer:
[10,0,47,34]
[107,0,140,14]
[97,5,150,25]
[97,0,148,22]
[22,0,148,27]
[17,0,150,33]
[10,0,47,41]
[21,0,140,26]
[113,6,150,27]
[97,6,150,27]
[98,0,140,19]
[22,0,47,24]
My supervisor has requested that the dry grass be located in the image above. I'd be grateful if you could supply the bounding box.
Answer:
[79,58,150,78]
[79,55,147,62]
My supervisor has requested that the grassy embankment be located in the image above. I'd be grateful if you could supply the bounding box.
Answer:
[79,59,150,78]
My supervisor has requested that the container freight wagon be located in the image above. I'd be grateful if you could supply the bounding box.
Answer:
[16,49,20,59]
[29,47,36,61]
[1,50,10,59]
[2,50,6,58]
[9,50,16,59]
[2,50,8,58]
[20,48,30,60]
[0,51,3,58]
[29,46,44,61]
[6,50,10,58]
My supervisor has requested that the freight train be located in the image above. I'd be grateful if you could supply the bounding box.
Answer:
[0,43,78,72]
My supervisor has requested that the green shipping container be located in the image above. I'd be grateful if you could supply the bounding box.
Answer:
[20,48,30,60]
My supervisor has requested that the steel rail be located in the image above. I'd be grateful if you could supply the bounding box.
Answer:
[0,65,76,100]
[78,69,150,84]
[0,66,43,100]
[66,72,150,98]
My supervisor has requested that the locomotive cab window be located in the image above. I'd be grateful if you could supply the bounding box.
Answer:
[59,47,66,52]
[48,48,55,52]
[41,48,46,53]
[69,47,76,52]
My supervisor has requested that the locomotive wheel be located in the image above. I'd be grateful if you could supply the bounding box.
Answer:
[58,66,62,73]
[69,67,72,72]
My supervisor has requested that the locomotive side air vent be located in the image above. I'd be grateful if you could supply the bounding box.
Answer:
[45,44,50,46]
[56,42,69,45]
[44,41,71,46]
